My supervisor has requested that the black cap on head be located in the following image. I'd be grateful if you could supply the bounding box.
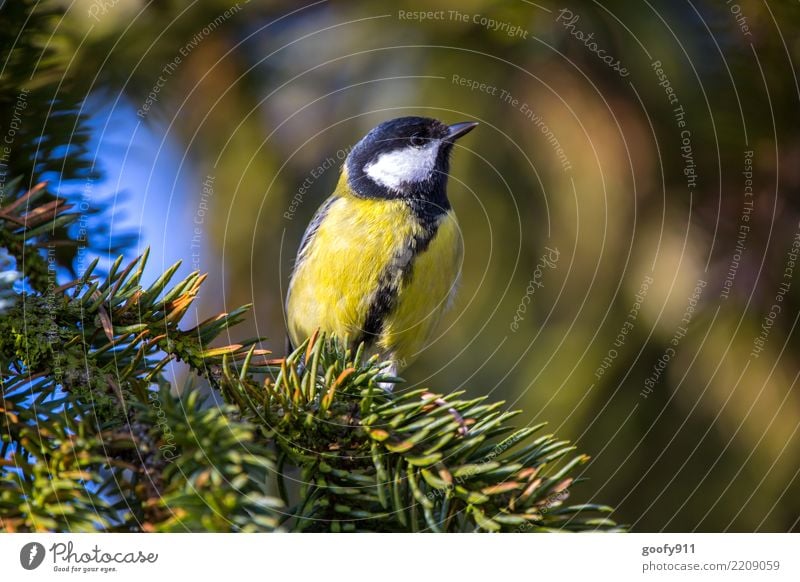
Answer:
[345,116,477,207]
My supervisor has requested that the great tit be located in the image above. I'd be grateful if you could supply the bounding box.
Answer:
[286,116,477,379]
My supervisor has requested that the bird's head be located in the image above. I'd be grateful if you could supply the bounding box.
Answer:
[345,116,477,205]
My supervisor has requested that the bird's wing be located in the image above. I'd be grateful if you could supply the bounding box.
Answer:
[286,195,339,354]
[294,194,339,266]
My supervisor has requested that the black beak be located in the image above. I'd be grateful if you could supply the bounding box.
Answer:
[446,121,478,142]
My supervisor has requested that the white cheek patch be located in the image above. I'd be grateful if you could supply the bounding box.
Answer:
[364,141,440,190]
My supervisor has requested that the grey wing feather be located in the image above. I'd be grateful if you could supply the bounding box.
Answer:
[294,195,338,265]
[285,195,338,354]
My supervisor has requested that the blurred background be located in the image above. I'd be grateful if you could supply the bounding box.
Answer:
[22,0,800,531]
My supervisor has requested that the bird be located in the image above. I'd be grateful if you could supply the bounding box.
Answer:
[286,116,477,383]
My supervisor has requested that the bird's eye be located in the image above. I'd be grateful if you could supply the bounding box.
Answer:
[409,134,426,147]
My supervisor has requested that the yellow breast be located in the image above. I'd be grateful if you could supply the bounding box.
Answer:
[286,174,462,368]
[376,210,461,366]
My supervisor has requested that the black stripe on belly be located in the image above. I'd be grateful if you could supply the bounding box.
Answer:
[357,200,443,346]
